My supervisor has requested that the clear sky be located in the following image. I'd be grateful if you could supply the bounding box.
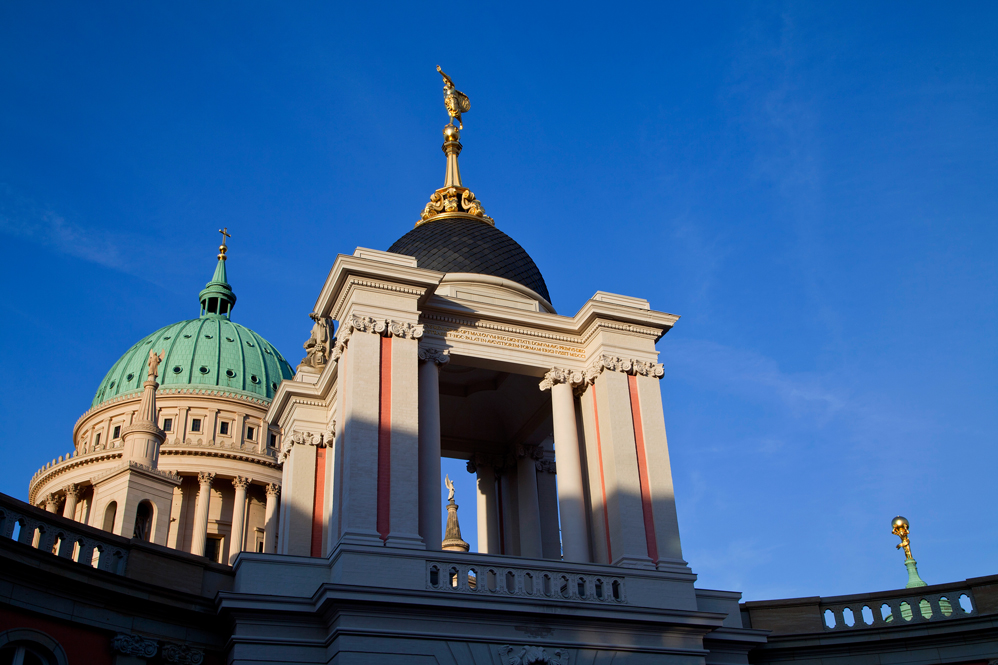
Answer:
[1,3,995,601]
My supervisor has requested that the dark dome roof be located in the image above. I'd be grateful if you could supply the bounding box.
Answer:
[388,218,551,303]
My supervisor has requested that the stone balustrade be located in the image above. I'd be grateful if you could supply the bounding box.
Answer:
[742,574,998,636]
[426,558,626,604]
[0,491,128,574]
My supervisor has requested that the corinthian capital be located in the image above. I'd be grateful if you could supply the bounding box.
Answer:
[197,471,216,486]
[64,483,82,499]
[265,482,281,497]
[538,367,586,391]
[418,345,451,365]
[231,476,252,490]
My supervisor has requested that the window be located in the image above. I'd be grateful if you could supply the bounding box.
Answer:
[204,536,222,563]
[162,418,173,432]
[219,422,229,436]
[191,418,202,433]
[269,433,277,448]
[102,501,117,532]
[94,433,101,448]
[246,426,255,441]
[0,642,59,665]
[112,425,121,439]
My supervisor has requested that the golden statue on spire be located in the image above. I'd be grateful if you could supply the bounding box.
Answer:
[415,68,493,227]
[892,515,913,559]
[437,66,470,129]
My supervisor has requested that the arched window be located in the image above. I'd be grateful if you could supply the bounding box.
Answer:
[102,501,117,532]
[133,501,154,542]
[0,628,68,665]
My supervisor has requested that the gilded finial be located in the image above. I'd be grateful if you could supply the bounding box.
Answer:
[416,68,493,227]
[892,515,928,588]
[218,227,231,261]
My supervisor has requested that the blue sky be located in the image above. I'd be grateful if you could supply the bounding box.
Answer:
[1,2,994,601]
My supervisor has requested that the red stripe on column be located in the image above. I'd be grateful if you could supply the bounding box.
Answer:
[310,446,326,557]
[627,374,658,563]
[377,335,392,542]
[591,390,613,564]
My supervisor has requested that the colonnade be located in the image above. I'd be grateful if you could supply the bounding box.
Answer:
[188,472,281,560]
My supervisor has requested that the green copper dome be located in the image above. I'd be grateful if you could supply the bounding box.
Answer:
[91,241,294,408]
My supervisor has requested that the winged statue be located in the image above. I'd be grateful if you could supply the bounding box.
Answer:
[437,66,470,129]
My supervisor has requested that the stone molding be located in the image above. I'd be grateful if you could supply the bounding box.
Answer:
[538,367,586,391]
[231,476,251,490]
[330,276,427,324]
[418,345,451,366]
[514,443,545,461]
[265,482,281,497]
[466,452,514,475]
[161,642,205,665]
[112,633,158,658]
[88,461,180,488]
[197,471,215,486]
[498,645,570,665]
[349,314,424,339]
[584,354,664,383]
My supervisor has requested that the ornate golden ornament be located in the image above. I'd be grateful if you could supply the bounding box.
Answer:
[892,515,914,560]
[416,68,494,227]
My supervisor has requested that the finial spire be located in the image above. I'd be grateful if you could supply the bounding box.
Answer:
[218,227,231,260]
[199,231,237,318]
[416,67,493,228]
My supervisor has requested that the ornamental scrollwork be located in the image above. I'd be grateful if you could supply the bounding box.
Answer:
[584,354,664,383]
[112,633,158,658]
[418,346,451,366]
[347,314,423,339]
[279,426,334,462]
[497,645,569,665]
[538,367,586,391]
[161,643,205,665]
[420,186,493,225]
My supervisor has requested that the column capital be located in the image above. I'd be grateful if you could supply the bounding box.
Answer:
[232,476,252,490]
[63,483,82,499]
[584,354,664,383]
[539,367,586,391]
[349,314,424,339]
[514,443,545,460]
[45,493,60,510]
[112,633,158,658]
[265,482,281,497]
[279,428,331,463]
[197,471,215,486]
[418,345,450,365]
[161,642,205,664]
[535,459,557,474]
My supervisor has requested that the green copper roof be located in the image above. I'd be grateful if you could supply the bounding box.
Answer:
[91,243,293,408]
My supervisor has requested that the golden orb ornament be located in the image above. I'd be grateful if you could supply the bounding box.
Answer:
[892,515,909,531]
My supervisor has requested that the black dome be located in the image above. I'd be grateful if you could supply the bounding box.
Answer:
[388,218,551,303]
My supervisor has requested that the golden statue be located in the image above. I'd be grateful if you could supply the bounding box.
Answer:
[892,515,913,559]
[437,66,470,129]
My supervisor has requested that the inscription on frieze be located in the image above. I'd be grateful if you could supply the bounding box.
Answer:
[423,324,585,359]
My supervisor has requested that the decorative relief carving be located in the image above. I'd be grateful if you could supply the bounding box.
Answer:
[265,482,281,497]
[497,645,570,665]
[514,443,545,461]
[538,367,586,391]
[231,476,251,489]
[346,314,424,339]
[418,346,451,366]
[112,633,158,657]
[197,471,215,486]
[279,426,334,463]
[584,354,665,383]
[63,483,82,499]
[424,323,584,360]
[161,643,205,665]
[535,459,557,475]
[420,186,492,224]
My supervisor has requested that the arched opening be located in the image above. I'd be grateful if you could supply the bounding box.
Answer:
[0,628,69,665]
[101,502,117,532]
[132,500,154,542]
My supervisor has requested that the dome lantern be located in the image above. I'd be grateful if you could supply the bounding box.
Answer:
[198,228,237,318]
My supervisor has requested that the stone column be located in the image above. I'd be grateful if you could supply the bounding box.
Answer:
[62,484,81,521]
[44,493,60,514]
[228,476,251,565]
[417,347,448,551]
[516,445,543,559]
[474,462,500,554]
[191,472,215,557]
[541,368,590,563]
[264,483,280,554]
[535,458,561,559]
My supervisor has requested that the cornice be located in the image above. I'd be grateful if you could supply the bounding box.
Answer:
[29,451,124,503]
[314,253,443,322]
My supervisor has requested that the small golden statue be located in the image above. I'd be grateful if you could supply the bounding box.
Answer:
[892,515,913,560]
[437,66,470,129]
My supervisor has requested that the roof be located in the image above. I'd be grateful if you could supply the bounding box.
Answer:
[91,318,295,409]
[387,218,551,303]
